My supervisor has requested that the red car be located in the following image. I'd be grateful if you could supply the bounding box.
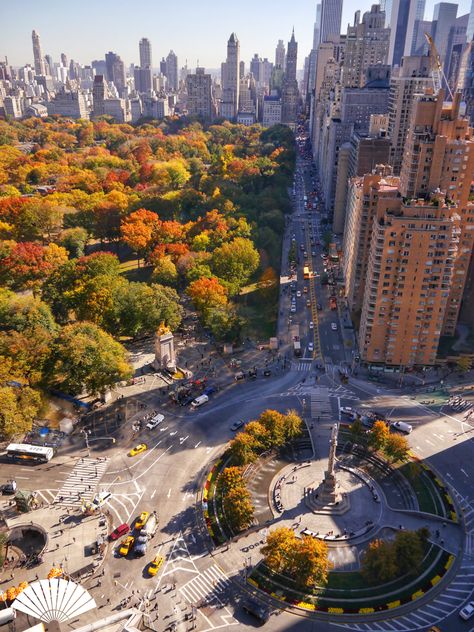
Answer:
[109,523,129,541]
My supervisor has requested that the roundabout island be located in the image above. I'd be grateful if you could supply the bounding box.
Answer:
[202,410,465,621]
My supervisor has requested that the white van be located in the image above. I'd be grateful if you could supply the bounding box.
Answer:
[191,394,209,409]
[391,421,412,434]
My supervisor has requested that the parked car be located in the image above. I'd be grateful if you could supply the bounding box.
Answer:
[109,523,129,541]
[340,407,354,416]
[1,480,17,495]
[460,600,474,620]
[263,369,272,377]
[242,599,270,625]
[308,342,314,352]
[231,420,245,432]
[331,322,337,331]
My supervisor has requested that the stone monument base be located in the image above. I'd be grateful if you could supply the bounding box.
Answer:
[305,485,351,515]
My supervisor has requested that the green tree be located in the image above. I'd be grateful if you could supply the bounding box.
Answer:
[384,433,410,463]
[0,289,57,334]
[368,420,389,452]
[350,418,365,442]
[60,227,88,258]
[46,322,132,395]
[115,283,182,337]
[393,530,425,577]
[151,256,178,286]
[361,539,398,585]
[211,237,260,295]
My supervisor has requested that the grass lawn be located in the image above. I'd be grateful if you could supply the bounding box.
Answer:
[399,463,444,516]
[118,259,153,282]
[237,283,278,341]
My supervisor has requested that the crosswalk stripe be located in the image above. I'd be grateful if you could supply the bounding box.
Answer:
[54,457,108,507]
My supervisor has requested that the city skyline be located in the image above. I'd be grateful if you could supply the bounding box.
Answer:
[2,0,472,70]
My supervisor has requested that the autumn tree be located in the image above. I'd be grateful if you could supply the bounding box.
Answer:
[384,433,410,463]
[229,432,259,466]
[393,529,427,577]
[282,409,303,441]
[120,208,160,258]
[45,322,132,395]
[368,420,389,452]
[350,418,365,443]
[0,241,68,291]
[222,486,254,533]
[259,410,286,447]
[456,356,472,373]
[187,276,228,312]
[261,527,331,588]
[0,357,41,438]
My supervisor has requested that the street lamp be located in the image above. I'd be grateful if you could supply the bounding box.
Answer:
[81,430,115,457]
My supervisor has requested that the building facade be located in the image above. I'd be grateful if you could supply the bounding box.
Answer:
[220,33,240,119]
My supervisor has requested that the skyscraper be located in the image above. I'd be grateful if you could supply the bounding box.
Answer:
[468,0,474,41]
[281,30,299,129]
[319,0,343,43]
[105,51,126,95]
[275,40,286,69]
[388,0,426,66]
[220,33,240,119]
[92,75,107,118]
[139,38,152,69]
[166,50,178,91]
[250,54,261,82]
[432,2,459,62]
[32,30,46,76]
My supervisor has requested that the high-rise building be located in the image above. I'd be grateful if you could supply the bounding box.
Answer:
[139,38,152,69]
[388,0,426,66]
[342,5,390,88]
[432,2,458,62]
[262,94,282,126]
[250,54,261,82]
[220,33,240,119]
[468,0,474,41]
[388,54,432,174]
[105,51,126,95]
[313,4,322,49]
[92,75,106,118]
[166,51,178,91]
[281,30,299,129]
[320,0,343,43]
[275,40,286,69]
[47,89,89,119]
[32,30,46,76]
[186,67,214,119]
[347,91,474,366]
[411,20,432,55]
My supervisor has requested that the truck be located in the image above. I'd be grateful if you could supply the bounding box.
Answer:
[329,297,337,310]
[134,513,158,557]
[293,340,302,357]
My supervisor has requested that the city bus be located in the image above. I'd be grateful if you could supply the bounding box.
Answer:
[6,443,54,464]
[303,266,310,279]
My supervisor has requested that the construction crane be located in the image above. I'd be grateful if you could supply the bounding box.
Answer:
[424,33,454,101]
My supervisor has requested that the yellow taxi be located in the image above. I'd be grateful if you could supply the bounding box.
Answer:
[135,511,149,530]
[118,535,134,556]
[129,443,148,457]
[148,555,164,576]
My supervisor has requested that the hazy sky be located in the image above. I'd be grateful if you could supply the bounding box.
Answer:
[2,0,472,70]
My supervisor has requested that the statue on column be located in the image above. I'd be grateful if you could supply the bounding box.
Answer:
[152,322,176,372]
